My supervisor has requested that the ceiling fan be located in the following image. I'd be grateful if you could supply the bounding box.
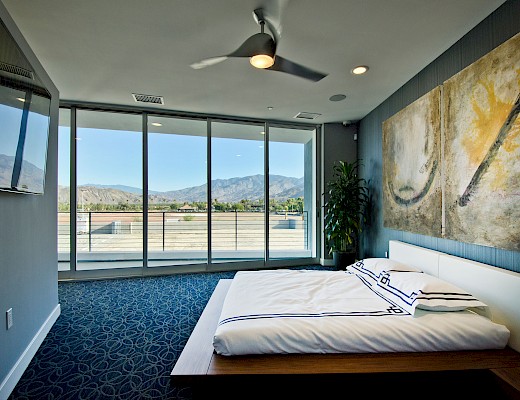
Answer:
[190,3,328,82]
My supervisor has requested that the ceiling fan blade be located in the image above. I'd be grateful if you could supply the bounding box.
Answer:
[228,32,275,58]
[192,33,275,70]
[268,56,327,82]
[190,56,228,70]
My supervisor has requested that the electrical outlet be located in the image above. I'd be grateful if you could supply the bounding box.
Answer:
[6,308,13,330]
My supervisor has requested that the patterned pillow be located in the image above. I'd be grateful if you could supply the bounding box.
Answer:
[346,258,422,283]
[372,271,488,315]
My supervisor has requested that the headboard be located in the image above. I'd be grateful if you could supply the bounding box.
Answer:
[389,240,520,352]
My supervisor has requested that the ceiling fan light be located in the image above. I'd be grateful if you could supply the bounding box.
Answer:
[351,65,369,75]
[250,54,274,69]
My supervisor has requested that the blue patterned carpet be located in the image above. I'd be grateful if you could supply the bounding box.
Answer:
[9,270,238,400]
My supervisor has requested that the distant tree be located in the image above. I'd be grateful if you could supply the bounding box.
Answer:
[267,199,281,212]
[284,197,304,213]
[117,201,129,210]
[169,201,181,211]
[58,203,70,212]
[233,202,245,212]
[193,201,207,211]
[90,203,104,211]
[213,201,223,212]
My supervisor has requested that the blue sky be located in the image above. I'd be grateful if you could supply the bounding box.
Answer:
[58,127,305,192]
[1,102,50,168]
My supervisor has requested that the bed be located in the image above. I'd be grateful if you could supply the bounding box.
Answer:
[171,241,520,399]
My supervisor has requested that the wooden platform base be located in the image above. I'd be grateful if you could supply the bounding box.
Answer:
[171,279,520,399]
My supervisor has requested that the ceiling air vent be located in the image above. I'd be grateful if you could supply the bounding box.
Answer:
[293,112,322,120]
[0,61,34,80]
[132,93,164,105]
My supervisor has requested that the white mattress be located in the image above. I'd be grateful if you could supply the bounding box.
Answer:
[213,269,510,356]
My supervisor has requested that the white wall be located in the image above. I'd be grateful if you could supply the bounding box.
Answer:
[0,3,60,398]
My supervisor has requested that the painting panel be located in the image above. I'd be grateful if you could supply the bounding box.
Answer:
[443,32,520,251]
[382,86,442,237]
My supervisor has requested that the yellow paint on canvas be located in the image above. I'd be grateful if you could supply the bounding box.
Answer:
[463,71,520,190]
[464,80,507,166]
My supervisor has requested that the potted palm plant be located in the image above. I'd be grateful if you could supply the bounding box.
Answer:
[324,160,369,269]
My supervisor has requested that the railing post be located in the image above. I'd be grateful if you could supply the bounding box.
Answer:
[235,210,238,251]
[162,211,165,252]
[304,211,308,250]
[88,211,92,252]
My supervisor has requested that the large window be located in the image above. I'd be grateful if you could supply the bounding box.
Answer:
[269,126,316,259]
[76,110,143,270]
[211,122,265,263]
[147,116,207,266]
[57,107,319,278]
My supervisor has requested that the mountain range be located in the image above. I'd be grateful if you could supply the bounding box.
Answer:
[58,174,304,204]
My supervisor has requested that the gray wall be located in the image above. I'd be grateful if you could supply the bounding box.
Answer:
[0,1,59,389]
[321,122,357,259]
[358,0,520,272]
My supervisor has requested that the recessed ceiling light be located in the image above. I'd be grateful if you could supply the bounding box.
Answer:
[16,97,25,102]
[329,94,346,102]
[351,65,369,75]
[267,106,274,110]
[151,122,162,127]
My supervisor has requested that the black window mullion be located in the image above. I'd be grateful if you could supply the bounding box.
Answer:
[142,112,148,269]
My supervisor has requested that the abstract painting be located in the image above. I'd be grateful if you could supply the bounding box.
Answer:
[443,32,520,251]
[382,86,442,237]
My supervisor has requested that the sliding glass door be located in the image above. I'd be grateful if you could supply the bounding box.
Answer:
[211,121,265,263]
[76,110,143,270]
[268,126,316,260]
[147,116,207,267]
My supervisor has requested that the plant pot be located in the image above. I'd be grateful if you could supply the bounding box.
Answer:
[332,251,356,270]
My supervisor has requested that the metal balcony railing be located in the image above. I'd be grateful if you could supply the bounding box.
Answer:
[58,210,309,259]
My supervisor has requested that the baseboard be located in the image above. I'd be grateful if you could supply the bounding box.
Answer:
[320,258,334,267]
[0,304,61,400]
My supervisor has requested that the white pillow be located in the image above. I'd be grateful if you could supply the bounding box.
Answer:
[372,271,488,315]
[346,258,422,283]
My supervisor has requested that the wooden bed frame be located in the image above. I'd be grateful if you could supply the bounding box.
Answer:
[171,241,520,398]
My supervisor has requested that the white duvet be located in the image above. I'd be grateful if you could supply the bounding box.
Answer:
[212,269,510,356]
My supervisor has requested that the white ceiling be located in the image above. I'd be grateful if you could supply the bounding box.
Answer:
[2,0,506,124]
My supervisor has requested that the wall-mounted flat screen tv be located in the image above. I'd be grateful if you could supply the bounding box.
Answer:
[0,80,51,194]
